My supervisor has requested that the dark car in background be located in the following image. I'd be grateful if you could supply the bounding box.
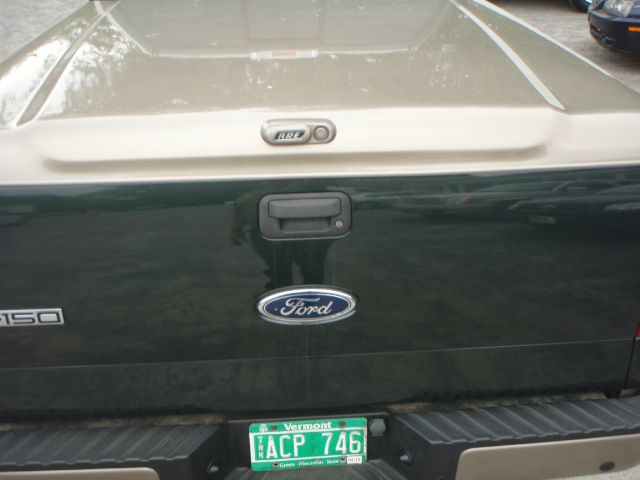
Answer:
[589,0,640,53]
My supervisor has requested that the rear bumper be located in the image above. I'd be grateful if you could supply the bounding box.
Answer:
[589,10,640,53]
[1,395,640,480]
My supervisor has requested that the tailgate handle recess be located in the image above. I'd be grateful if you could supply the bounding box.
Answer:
[269,198,341,219]
[259,192,351,239]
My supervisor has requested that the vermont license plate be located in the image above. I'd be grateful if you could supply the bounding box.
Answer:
[249,417,367,471]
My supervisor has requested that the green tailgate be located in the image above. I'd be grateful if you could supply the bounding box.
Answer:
[1,166,639,415]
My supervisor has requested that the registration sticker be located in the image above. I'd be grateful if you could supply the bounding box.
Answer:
[249,417,367,471]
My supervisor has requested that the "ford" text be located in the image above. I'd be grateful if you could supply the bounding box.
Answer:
[280,297,334,316]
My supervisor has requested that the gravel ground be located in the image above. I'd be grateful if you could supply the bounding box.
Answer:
[0,0,86,62]
[0,1,639,479]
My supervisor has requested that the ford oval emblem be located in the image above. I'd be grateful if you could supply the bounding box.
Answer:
[257,286,357,326]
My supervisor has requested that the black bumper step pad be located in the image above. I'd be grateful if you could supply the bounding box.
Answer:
[404,397,640,443]
[0,424,224,480]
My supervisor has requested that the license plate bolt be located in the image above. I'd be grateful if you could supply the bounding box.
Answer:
[369,418,386,437]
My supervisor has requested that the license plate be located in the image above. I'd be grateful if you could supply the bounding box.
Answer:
[249,417,367,471]
[529,215,556,225]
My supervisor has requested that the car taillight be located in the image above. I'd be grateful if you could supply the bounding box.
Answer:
[636,323,640,340]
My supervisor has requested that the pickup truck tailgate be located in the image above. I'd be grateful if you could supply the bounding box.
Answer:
[1,165,639,415]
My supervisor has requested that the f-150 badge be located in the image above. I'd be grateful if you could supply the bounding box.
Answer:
[0,309,64,328]
[257,286,356,325]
